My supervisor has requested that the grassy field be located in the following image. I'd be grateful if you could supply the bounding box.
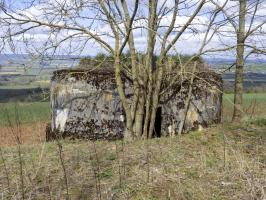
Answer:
[0,93,265,199]
[0,102,50,126]
[0,122,265,199]
[0,83,50,103]
[0,80,50,89]
[224,93,266,103]
[223,93,266,121]
[0,102,50,145]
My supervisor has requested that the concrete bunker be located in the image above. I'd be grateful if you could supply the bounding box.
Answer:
[47,67,223,140]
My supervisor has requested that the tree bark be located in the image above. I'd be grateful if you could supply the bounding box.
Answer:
[233,0,246,122]
[142,0,158,138]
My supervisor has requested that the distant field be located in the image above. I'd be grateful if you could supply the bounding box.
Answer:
[0,93,265,146]
[223,93,266,121]
[0,93,264,126]
[222,73,266,93]
[213,63,266,73]
[224,93,266,103]
[0,102,50,125]
[0,80,50,89]
[0,86,50,102]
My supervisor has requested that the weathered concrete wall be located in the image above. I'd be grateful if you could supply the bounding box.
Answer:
[47,69,222,140]
[49,70,125,140]
[161,72,223,135]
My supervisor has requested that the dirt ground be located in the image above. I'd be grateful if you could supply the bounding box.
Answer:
[0,122,46,146]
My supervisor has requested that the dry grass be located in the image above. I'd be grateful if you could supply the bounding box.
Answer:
[0,122,265,199]
[0,122,46,146]
[0,93,265,199]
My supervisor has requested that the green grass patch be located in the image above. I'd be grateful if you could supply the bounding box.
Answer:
[0,92,265,125]
[223,93,266,104]
[0,101,50,125]
[223,93,266,121]
[99,168,113,178]
[0,80,50,89]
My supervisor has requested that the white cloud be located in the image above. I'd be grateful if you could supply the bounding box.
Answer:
[0,0,265,58]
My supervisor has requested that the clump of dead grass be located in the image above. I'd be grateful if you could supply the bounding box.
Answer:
[0,122,46,146]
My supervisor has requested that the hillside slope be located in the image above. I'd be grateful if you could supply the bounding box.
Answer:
[0,121,265,199]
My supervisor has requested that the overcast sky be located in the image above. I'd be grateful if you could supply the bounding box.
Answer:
[0,0,265,59]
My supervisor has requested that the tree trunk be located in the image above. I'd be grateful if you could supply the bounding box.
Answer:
[114,57,134,140]
[143,0,158,138]
[233,0,246,122]
[178,61,197,135]
[134,91,145,137]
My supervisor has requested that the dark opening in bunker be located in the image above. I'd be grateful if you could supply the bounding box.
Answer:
[153,107,162,137]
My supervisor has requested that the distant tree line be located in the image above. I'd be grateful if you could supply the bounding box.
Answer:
[79,53,204,68]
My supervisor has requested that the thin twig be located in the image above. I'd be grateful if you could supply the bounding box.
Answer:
[56,140,69,200]
[0,147,11,196]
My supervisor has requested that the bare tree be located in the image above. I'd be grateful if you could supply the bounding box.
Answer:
[0,0,226,139]
[234,0,246,122]
[212,0,266,122]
